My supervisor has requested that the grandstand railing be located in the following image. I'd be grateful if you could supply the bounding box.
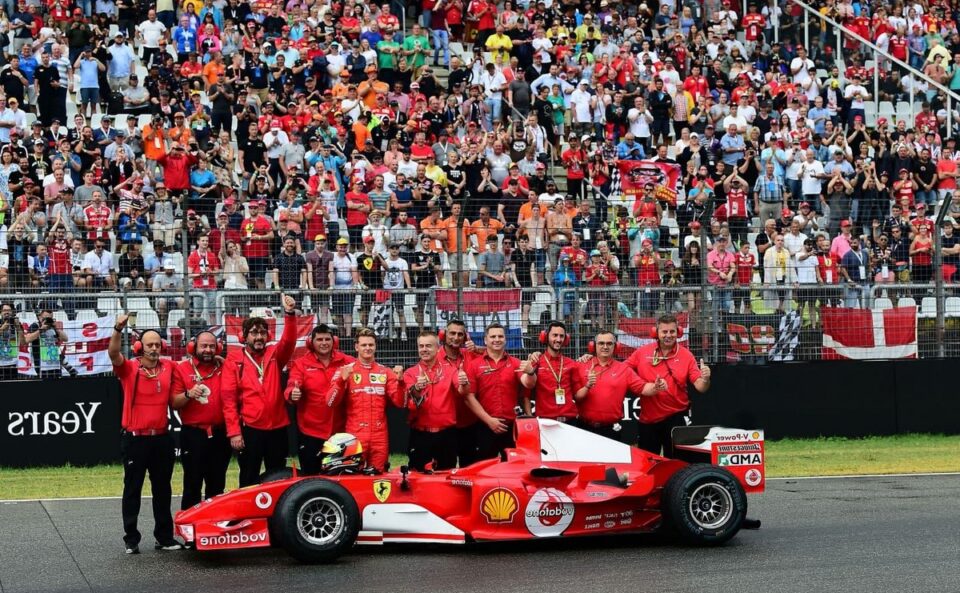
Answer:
[793,0,960,135]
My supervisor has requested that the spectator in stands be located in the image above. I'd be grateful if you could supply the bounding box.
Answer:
[707,235,734,316]
[273,236,307,291]
[840,234,870,308]
[117,242,146,291]
[82,238,115,289]
[188,234,219,323]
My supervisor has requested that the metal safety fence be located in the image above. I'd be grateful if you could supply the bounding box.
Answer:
[2,276,959,380]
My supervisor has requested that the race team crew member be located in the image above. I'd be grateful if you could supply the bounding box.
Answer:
[109,317,185,554]
[574,331,645,441]
[285,324,356,475]
[461,323,524,461]
[626,314,712,456]
[404,331,458,471]
[171,331,231,510]
[438,319,481,466]
[222,294,299,487]
[520,321,584,422]
[327,328,404,473]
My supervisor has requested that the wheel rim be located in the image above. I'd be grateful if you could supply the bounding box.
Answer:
[688,482,734,530]
[296,496,345,545]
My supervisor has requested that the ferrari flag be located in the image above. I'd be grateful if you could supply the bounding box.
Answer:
[435,288,522,349]
[821,306,917,360]
[617,160,682,206]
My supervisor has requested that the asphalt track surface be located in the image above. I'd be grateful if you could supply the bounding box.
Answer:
[1,474,958,593]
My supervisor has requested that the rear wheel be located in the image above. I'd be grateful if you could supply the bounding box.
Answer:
[271,480,359,563]
[661,464,746,545]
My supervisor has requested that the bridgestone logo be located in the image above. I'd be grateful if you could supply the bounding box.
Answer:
[717,444,762,453]
[526,507,573,518]
[199,532,267,546]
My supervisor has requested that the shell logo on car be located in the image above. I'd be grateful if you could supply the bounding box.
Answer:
[480,488,519,523]
[524,488,575,537]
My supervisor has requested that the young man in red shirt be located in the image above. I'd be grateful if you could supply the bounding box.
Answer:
[574,330,645,440]
[735,241,756,314]
[461,323,523,461]
[222,294,299,487]
[285,324,356,475]
[345,178,372,249]
[626,314,712,457]
[241,200,275,289]
[519,321,583,423]
[187,234,220,324]
[109,315,185,554]
[171,331,230,510]
[404,331,459,471]
[561,136,587,200]
[439,319,480,466]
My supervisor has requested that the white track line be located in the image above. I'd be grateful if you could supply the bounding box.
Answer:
[2,472,959,504]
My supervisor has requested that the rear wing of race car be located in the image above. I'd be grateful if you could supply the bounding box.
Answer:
[671,426,766,493]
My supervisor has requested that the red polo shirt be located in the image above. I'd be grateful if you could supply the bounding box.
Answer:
[285,350,356,439]
[173,359,225,427]
[404,360,458,431]
[625,343,702,424]
[114,358,183,432]
[575,359,644,424]
[442,347,479,427]
[464,352,522,420]
[529,352,583,419]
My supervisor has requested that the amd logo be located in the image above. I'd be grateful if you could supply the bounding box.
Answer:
[7,402,101,436]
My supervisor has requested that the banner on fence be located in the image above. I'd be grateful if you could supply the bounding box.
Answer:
[822,306,918,360]
[17,315,116,376]
[435,288,523,349]
[616,160,682,205]
[616,313,689,356]
[726,310,802,362]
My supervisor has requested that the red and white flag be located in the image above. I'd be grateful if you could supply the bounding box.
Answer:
[616,313,689,357]
[821,306,917,360]
[222,313,317,360]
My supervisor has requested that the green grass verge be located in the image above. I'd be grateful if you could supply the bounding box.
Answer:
[2,436,958,500]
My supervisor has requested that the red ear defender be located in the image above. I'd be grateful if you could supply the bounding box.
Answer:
[132,331,167,356]
[587,341,595,354]
[332,336,339,351]
[187,332,223,356]
[539,330,571,347]
[438,329,446,344]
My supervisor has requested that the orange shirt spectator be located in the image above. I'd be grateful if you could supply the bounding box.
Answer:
[471,216,504,248]
[202,61,225,87]
[444,212,472,253]
[419,212,447,253]
[352,120,371,147]
[141,123,168,161]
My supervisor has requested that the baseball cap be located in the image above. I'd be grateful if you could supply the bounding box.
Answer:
[314,234,327,241]
[781,208,792,216]
[799,201,811,209]
[841,219,852,227]
[590,249,601,257]
[690,221,702,230]
[641,238,653,247]
[337,237,350,245]
[163,261,176,270]
[362,235,375,244]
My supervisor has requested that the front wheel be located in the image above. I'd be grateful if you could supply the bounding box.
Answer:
[271,479,360,563]
[661,464,747,545]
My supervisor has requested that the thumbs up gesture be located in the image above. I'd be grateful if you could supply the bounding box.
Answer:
[586,369,597,388]
[340,363,354,381]
[281,293,296,313]
[458,369,469,387]
[654,376,668,392]
[415,369,429,391]
[699,358,711,381]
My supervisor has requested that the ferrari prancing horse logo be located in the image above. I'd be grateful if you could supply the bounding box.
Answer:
[373,479,392,502]
[353,373,363,384]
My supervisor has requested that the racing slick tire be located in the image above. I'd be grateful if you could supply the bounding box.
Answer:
[260,468,294,484]
[271,479,360,563]
[661,464,747,545]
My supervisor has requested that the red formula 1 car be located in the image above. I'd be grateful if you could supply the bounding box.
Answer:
[174,419,765,562]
